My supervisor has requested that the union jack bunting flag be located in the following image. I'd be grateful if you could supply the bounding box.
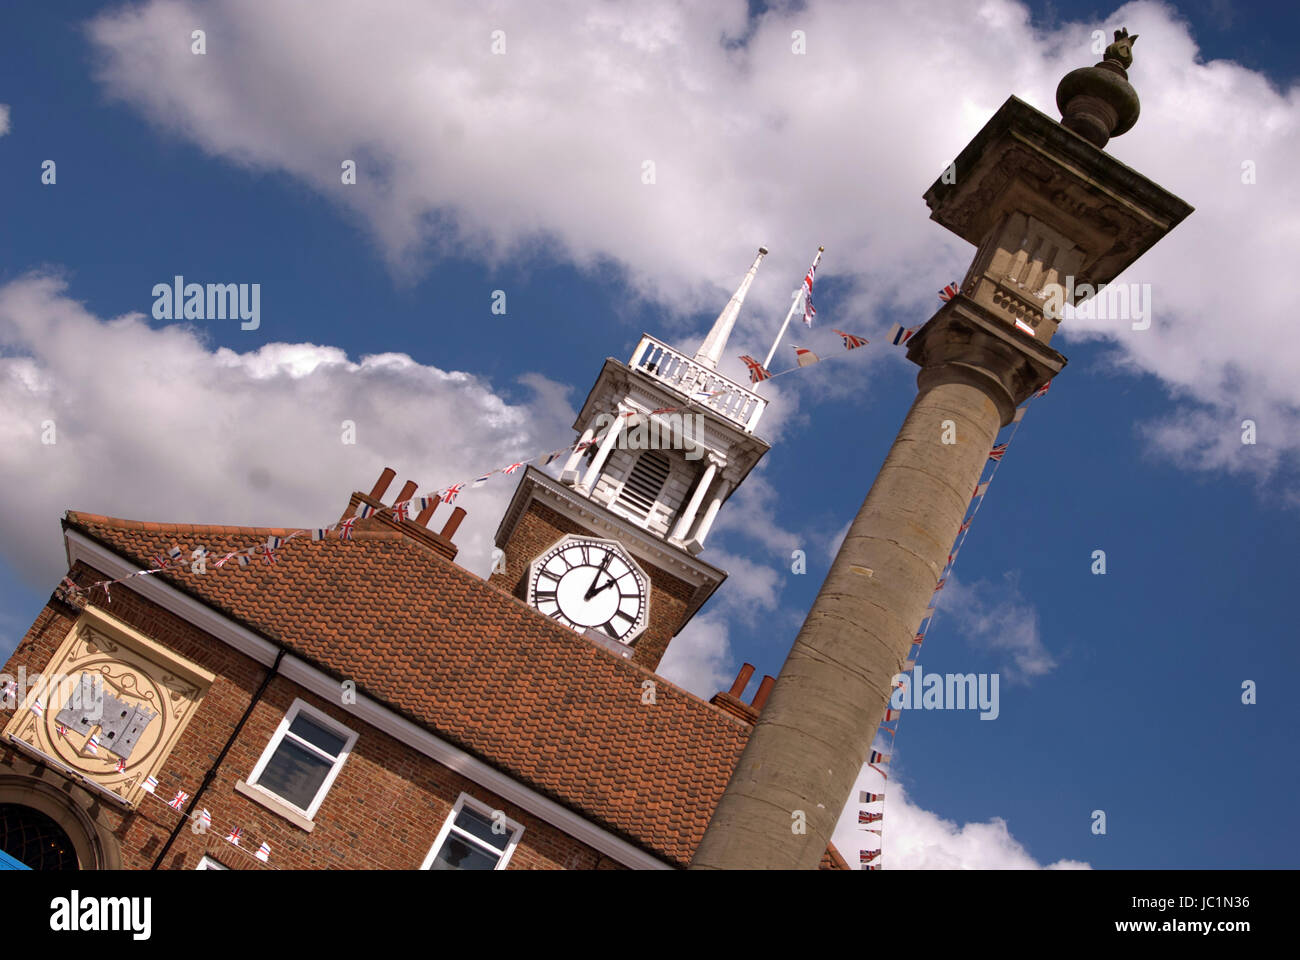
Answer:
[168,789,189,810]
[256,841,271,863]
[357,503,376,519]
[142,776,158,794]
[504,462,525,475]
[860,848,882,864]
[887,324,915,346]
[215,551,237,567]
[934,577,947,592]
[226,826,242,845]
[115,758,126,773]
[959,519,971,534]
[152,554,169,569]
[802,255,819,327]
[859,811,883,824]
[988,443,1008,462]
[443,482,465,504]
[338,518,357,540]
[834,329,868,350]
[262,548,278,565]
[974,481,990,499]
[1032,381,1051,399]
[738,355,772,384]
[390,500,409,521]
[859,792,885,803]
[57,723,67,736]
[939,282,960,301]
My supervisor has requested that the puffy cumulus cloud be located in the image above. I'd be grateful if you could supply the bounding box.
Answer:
[0,273,574,587]
[657,610,736,698]
[83,0,1300,486]
[831,768,1091,870]
[938,573,1056,683]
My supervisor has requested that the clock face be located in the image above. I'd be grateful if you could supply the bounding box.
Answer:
[528,538,649,644]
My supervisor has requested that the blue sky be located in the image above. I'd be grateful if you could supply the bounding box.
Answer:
[1,0,1297,869]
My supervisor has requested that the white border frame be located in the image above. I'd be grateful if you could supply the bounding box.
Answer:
[196,855,229,870]
[65,530,673,869]
[420,792,523,870]
[244,697,358,821]
[525,534,651,645]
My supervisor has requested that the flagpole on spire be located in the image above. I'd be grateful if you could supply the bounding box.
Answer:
[761,246,823,372]
[693,246,768,370]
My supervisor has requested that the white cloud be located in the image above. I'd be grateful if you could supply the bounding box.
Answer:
[0,104,10,136]
[831,767,1091,870]
[657,610,737,698]
[82,1,1300,490]
[0,273,574,587]
[938,573,1056,683]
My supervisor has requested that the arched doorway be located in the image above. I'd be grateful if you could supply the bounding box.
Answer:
[0,803,78,870]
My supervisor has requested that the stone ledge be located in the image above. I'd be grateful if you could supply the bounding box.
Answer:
[234,779,315,833]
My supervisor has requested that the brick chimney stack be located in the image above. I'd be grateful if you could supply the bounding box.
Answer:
[345,467,465,562]
[710,664,776,725]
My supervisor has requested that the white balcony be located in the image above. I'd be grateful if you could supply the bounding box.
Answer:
[628,335,766,433]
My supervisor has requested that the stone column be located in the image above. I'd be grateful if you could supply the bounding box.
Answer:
[576,406,627,494]
[691,39,1192,869]
[670,455,720,543]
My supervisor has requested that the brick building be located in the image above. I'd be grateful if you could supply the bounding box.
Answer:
[0,251,848,871]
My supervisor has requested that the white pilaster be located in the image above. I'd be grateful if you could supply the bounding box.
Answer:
[560,425,597,485]
[576,407,628,494]
[670,455,720,543]
[684,476,733,555]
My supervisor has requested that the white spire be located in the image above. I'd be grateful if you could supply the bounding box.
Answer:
[693,246,768,370]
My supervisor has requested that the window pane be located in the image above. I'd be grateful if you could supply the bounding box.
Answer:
[430,834,500,870]
[256,738,333,809]
[287,714,348,757]
[455,805,510,851]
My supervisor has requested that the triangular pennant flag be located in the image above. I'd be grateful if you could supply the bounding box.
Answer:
[834,329,868,350]
[939,282,960,302]
[738,355,772,383]
[168,789,189,810]
[472,474,492,488]
[443,482,465,504]
[256,841,271,863]
[887,324,915,345]
[860,792,885,804]
[226,826,242,846]
[988,443,1008,462]
[142,776,158,794]
[793,346,820,367]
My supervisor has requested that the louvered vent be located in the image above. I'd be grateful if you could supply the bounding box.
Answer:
[616,451,671,520]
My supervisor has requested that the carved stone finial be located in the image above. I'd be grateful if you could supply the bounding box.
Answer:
[1104,28,1138,69]
[1055,26,1141,148]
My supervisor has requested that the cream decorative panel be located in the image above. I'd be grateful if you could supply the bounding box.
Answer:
[3,605,215,807]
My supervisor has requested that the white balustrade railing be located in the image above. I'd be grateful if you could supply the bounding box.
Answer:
[628,335,766,432]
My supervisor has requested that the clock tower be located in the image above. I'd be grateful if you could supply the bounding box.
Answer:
[491,248,773,671]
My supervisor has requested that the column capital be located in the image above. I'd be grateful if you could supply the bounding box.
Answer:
[906,297,1066,425]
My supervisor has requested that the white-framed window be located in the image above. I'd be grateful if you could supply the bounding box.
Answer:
[245,698,357,820]
[196,855,229,870]
[420,794,524,871]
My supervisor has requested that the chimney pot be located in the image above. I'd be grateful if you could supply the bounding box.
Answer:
[440,506,467,541]
[394,480,418,507]
[369,468,397,501]
[415,494,442,527]
[728,663,755,698]
[750,675,776,712]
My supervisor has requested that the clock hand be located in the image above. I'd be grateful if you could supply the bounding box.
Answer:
[584,554,613,600]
